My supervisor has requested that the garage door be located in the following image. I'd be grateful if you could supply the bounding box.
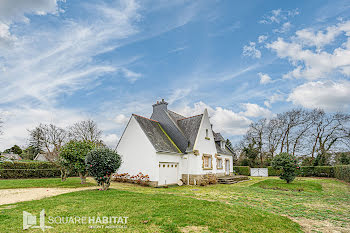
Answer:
[159,162,179,185]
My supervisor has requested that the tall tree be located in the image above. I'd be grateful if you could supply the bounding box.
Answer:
[69,120,102,143]
[310,112,350,158]
[28,124,67,160]
[28,127,44,156]
[265,118,284,158]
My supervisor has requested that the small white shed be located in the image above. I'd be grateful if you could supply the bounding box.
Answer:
[250,168,268,177]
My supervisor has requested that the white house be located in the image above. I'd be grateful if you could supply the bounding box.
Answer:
[116,99,235,186]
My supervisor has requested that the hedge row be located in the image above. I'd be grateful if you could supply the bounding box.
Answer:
[233,165,350,183]
[335,165,350,183]
[0,162,61,179]
[232,166,250,176]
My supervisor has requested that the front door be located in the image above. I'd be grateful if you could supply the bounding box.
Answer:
[225,159,230,175]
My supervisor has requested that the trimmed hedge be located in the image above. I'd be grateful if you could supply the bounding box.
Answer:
[335,165,350,183]
[0,162,61,179]
[233,166,250,176]
[268,166,281,176]
[299,166,334,177]
[236,165,349,183]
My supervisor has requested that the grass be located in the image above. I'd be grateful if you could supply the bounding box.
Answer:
[0,177,96,189]
[0,189,301,232]
[252,178,323,192]
[0,177,349,232]
[109,177,350,232]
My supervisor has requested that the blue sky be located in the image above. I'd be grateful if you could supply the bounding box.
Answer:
[0,0,350,150]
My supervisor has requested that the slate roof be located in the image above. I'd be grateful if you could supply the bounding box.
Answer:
[167,110,185,122]
[34,153,58,162]
[215,142,235,156]
[177,114,203,152]
[133,114,181,153]
[129,100,233,156]
[213,132,225,142]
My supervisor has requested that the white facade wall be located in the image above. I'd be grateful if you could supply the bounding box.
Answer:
[193,109,225,175]
[116,116,158,181]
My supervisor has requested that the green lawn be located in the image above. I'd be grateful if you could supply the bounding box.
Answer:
[0,177,349,232]
[0,189,300,232]
[0,177,96,189]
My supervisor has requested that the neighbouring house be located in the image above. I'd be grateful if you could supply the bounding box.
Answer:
[116,99,235,186]
[34,153,58,162]
[0,153,21,161]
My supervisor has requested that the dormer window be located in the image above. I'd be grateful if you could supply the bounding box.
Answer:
[220,141,225,149]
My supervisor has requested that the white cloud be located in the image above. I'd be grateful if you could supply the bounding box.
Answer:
[0,22,16,48]
[274,21,292,33]
[258,35,268,43]
[267,20,350,80]
[175,102,253,136]
[259,8,299,24]
[295,21,350,50]
[287,80,350,111]
[0,0,61,23]
[114,114,129,126]
[240,103,274,118]
[264,93,284,108]
[0,0,141,105]
[0,106,85,150]
[258,72,272,84]
[0,0,62,50]
[119,68,142,83]
[242,42,261,58]
[102,133,119,148]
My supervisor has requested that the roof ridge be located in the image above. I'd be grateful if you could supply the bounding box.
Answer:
[132,114,159,123]
[168,109,185,117]
[177,114,203,121]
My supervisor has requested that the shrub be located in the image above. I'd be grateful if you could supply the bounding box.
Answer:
[0,161,61,179]
[86,148,122,191]
[232,166,250,176]
[334,165,350,183]
[59,140,96,184]
[271,153,299,183]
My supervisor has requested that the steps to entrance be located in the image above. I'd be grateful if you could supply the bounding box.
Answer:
[217,175,249,184]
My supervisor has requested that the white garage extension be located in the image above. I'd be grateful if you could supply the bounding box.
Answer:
[158,162,179,185]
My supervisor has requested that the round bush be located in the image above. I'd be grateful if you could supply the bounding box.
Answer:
[271,153,299,183]
[59,140,95,183]
[85,148,122,190]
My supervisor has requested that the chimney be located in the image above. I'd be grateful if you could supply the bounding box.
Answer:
[152,99,168,113]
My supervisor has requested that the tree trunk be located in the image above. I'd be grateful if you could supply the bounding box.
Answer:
[79,172,87,184]
[61,170,67,182]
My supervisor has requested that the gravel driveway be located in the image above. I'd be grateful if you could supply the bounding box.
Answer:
[0,187,96,205]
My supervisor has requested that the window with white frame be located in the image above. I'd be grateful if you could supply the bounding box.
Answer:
[203,154,212,169]
[217,158,223,169]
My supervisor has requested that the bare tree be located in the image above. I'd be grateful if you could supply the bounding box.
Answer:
[265,118,284,158]
[69,120,102,143]
[290,109,323,156]
[246,119,267,165]
[310,112,350,158]
[28,124,67,160]
[277,108,306,154]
